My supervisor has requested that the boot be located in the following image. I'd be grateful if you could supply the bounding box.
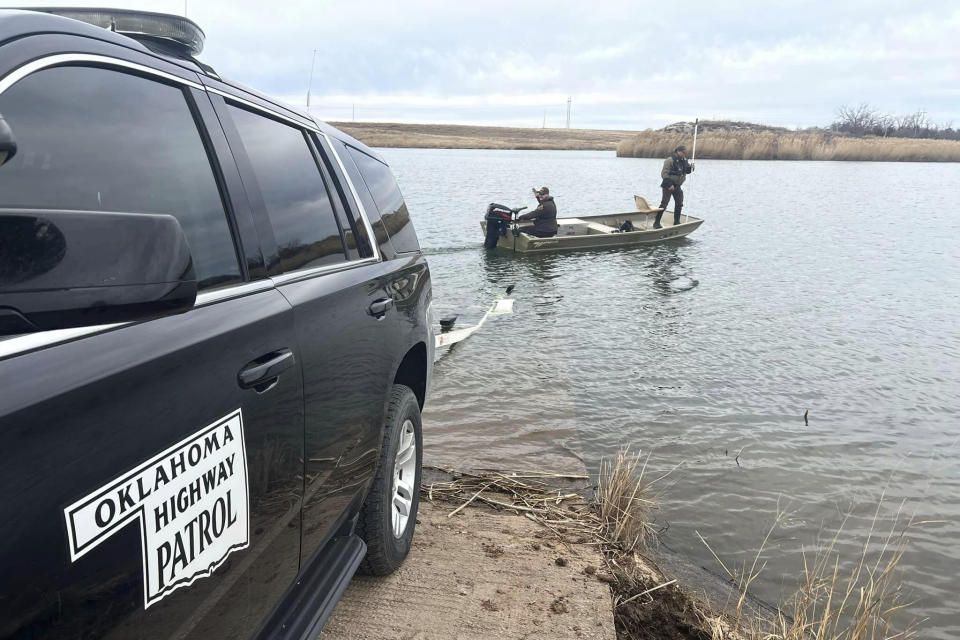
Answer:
[653,211,663,229]
[673,212,681,226]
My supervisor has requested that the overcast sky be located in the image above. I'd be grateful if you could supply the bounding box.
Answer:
[15,0,960,130]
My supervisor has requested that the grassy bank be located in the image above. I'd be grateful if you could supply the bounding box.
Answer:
[616,129,960,162]
[329,121,635,150]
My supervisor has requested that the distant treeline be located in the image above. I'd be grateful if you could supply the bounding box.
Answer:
[831,103,959,141]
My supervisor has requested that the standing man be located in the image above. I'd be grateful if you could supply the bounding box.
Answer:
[518,186,558,238]
[656,145,695,228]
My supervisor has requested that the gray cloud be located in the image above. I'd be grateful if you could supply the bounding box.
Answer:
[15,0,960,129]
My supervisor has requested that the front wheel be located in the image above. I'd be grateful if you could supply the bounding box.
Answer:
[356,385,423,575]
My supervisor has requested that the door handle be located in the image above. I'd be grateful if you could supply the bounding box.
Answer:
[238,349,295,390]
[368,297,394,319]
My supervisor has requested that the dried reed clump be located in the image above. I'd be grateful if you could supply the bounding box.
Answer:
[420,451,664,550]
[596,448,658,552]
[421,466,602,542]
[616,130,960,162]
[700,498,923,640]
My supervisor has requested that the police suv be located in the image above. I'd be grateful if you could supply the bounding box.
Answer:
[0,8,433,639]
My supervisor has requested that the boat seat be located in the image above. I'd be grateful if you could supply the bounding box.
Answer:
[557,218,589,236]
[587,222,618,234]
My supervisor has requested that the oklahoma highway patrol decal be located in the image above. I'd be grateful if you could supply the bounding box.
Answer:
[64,410,250,608]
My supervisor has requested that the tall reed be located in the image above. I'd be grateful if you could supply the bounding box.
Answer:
[617,130,960,162]
[596,448,660,552]
[705,497,922,640]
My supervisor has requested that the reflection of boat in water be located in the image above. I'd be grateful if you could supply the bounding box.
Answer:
[480,196,703,253]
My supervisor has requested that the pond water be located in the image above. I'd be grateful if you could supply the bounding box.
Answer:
[381,148,960,638]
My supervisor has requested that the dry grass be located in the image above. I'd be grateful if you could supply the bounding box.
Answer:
[329,121,636,150]
[421,448,664,550]
[616,130,960,162]
[707,498,923,640]
[597,448,659,552]
[421,465,601,543]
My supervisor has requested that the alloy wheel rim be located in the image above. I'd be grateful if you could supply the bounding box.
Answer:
[391,419,416,538]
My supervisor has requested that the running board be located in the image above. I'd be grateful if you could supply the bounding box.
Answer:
[254,534,366,640]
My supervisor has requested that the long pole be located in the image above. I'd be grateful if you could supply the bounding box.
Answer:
[687,117,699,223]
[691,117,699,162]
[306,49,317,109]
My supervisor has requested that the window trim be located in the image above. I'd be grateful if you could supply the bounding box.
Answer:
[0,279,277,362]
[0,53,204,95]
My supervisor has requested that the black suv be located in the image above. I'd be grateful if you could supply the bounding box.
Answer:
[0,9,433,639]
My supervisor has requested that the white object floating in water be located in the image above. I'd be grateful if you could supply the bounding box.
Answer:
[490,299,514,316]
[435,294,513,351]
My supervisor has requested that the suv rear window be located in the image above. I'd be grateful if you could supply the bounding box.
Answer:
[0,65,241,290]
[227,105,346,272]
[344,146,420,254]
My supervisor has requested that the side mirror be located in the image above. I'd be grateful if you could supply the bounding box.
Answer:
[0,211,197,336]
[0,113,16,167]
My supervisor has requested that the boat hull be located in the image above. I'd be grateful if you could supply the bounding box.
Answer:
[480,210,703,253]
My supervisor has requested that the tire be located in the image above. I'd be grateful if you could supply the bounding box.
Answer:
[356,384,423,575]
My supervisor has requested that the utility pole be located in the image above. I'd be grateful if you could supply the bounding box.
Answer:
[542,110,546,129]
[565,96,571,129]
[306,49,318,110]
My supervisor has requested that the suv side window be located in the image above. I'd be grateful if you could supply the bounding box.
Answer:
[330,139,395,258]
[345,146,420,254]
[227,105,346,272]
[310,134,374,260]
[0,65,241,290]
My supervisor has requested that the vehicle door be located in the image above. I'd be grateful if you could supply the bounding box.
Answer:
[0,47,303,639]
[211,96,406,565]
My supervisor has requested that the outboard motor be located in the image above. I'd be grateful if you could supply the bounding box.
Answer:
[484,203,515,249]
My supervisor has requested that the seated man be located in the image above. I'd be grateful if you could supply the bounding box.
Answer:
[517,186,558,238]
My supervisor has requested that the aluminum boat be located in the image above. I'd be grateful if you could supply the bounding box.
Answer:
[480,196,703,253]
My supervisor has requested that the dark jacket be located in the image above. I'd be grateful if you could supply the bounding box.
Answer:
[660,153,693,187]
[518,195,558,234]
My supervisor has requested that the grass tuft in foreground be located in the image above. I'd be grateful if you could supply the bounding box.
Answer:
[707,498,922,640]
[597,448,658,552]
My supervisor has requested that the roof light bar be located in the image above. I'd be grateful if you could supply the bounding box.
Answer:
[27,8,205,56]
